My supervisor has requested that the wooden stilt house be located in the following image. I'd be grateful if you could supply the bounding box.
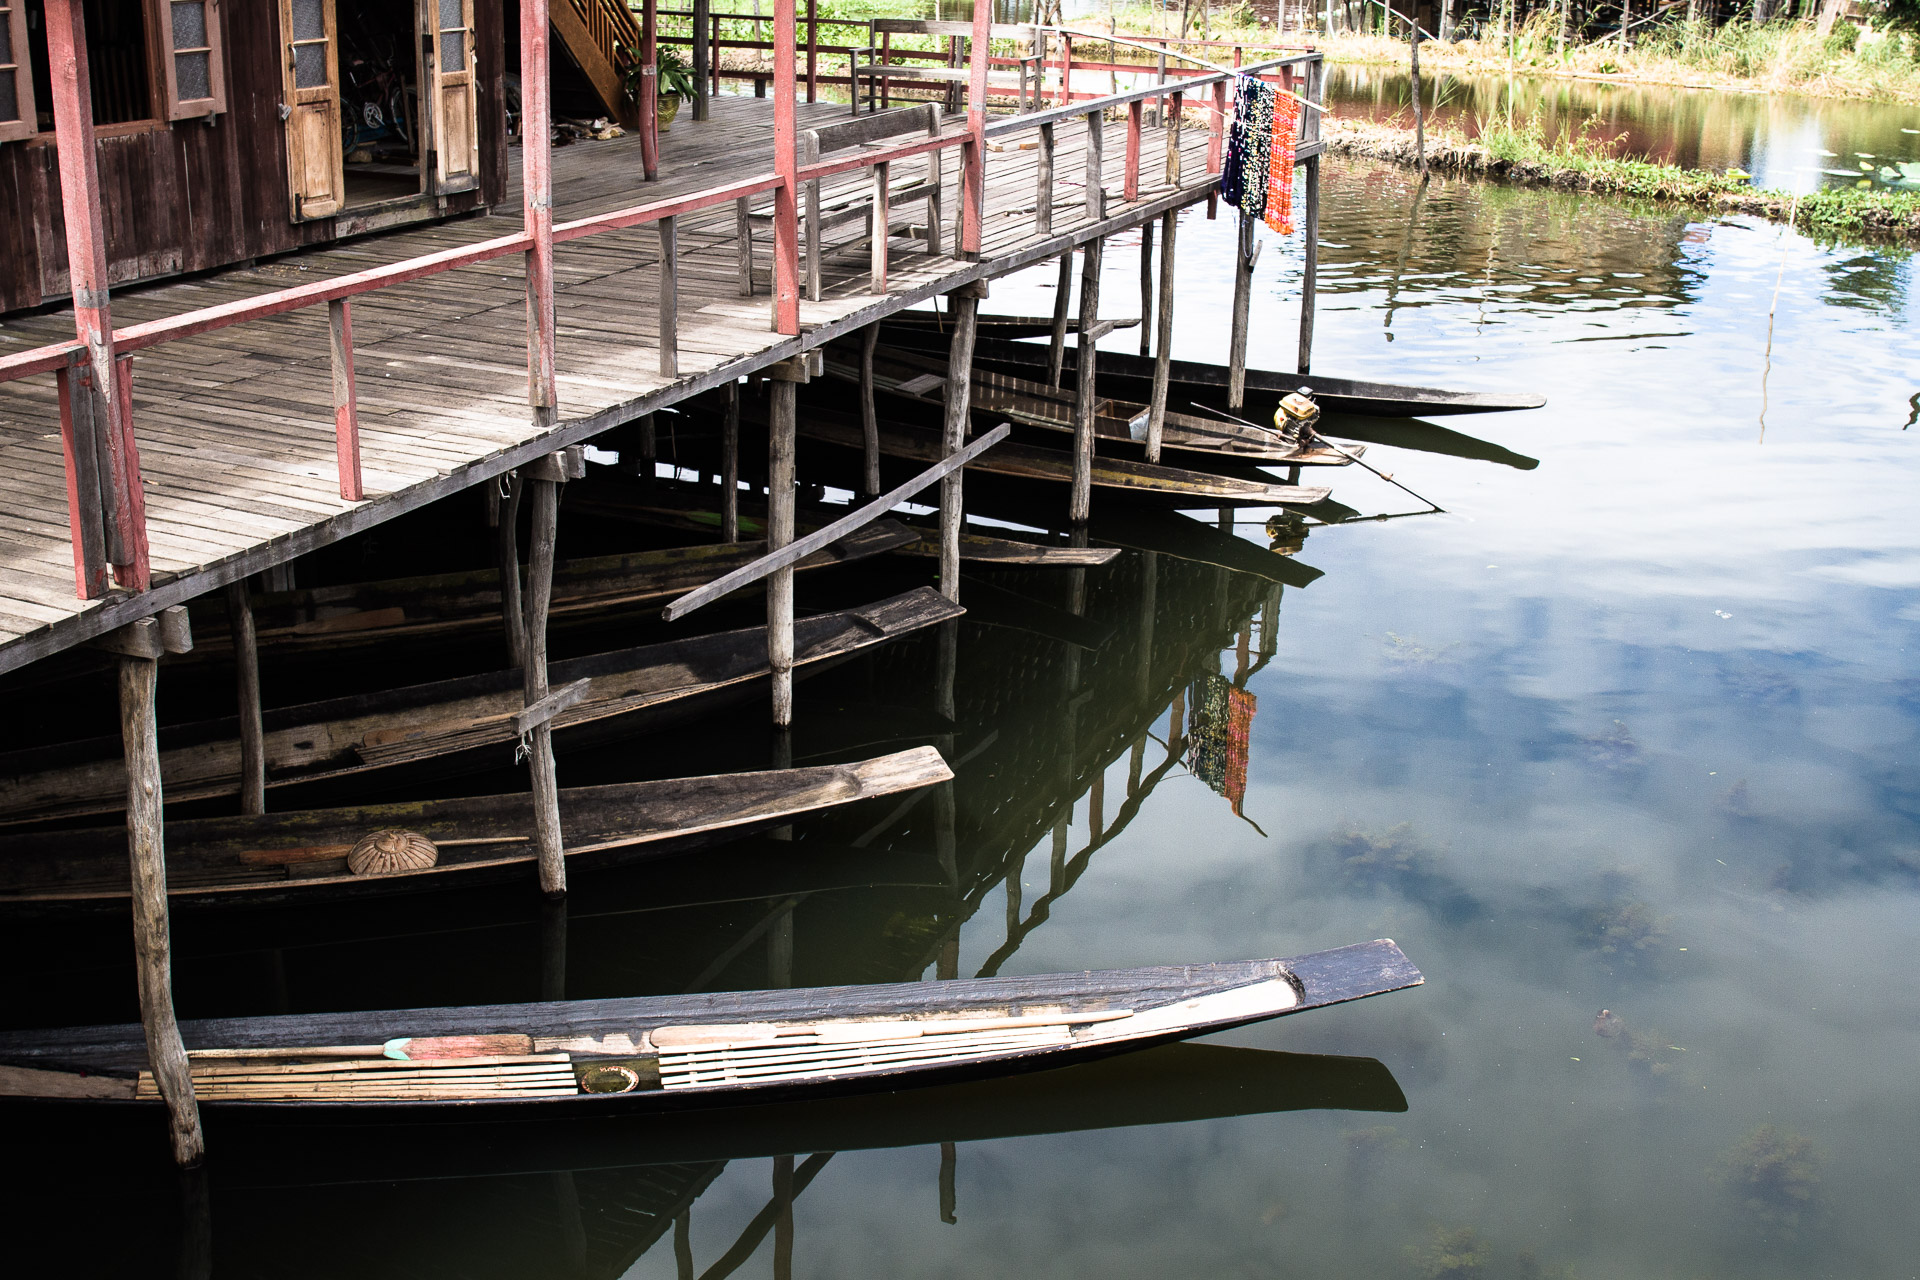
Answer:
[0,0,509,314]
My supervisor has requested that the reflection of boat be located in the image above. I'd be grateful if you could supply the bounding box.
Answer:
[0,748,952,909]
[1315,414,1541,470]
[878,326,1547,418]
[0,941,1420,1107]
[189,1042,1406,1182]
[0,589,960,826]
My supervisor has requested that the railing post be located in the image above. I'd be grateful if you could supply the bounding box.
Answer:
[961,0,991,259]
[658,215,679,376]
[692,0,710,120]
[1167,89,1183,185]
[640,0,660,180]
[46,0,147,594]
[54,365,109,598]
[870,160,890,292]
[1036,121,1055,237]
[1083,109,1104,220]
[522,0,559,425]
[772,0,801,333]
[328,299,364,501]
[806,0,818,102]
[1124,98,1142,201]
[1207,73,1226,174]
[1058,35,1073,108]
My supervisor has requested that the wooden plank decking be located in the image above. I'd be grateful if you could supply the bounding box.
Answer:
[0,94,1218,675]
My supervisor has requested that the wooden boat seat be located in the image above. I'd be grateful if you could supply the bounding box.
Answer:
[736,105,946,304]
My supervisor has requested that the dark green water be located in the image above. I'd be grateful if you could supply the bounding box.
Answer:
[4,155,1918,1276]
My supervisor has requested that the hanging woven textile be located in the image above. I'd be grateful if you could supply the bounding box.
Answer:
[1264,85,1301,235]
[1187,674,1232,795]
[1219,75,1274,222]
[1223,686,1257,814]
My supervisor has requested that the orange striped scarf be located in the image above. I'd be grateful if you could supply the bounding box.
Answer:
[1264,90,1300,235]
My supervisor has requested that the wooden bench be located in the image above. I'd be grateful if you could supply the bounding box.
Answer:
[851,20,1047,117]
[736,105,947,304]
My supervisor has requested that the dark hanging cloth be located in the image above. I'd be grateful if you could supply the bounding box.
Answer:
[1219,75,1275,223]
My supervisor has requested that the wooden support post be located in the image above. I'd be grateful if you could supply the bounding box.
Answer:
[735,197,755,297]
[498,473,525,666]
[773,1155,796,1278]
[1124,99,1142,201]
[1229,213,1257,409]
[226,580,265,816]
[328,300,363,501]
[1071,237,1103,523]
[116,623,202,1166]
[522,0,559,426]
[658,216,679,377]
[1410,28,1426,179]
[54,365,109,599]
[675,1212,694,1280]
[1297,61,1323,375]
[772,0,801,334]
[723,382,741,541]
[693,0,710,120]
[1147,209,1176,464]
[767,367,801,726]
[1260,583,1282,659]
[860,325,881,496]
[1035,121,1055,237]
[941,285,983,603]
[47,0,146,594]
[939,1142,959,1224]
[1137,549,1158,698]
[870,161,890,292]
[524,470,566,897]
[1083,110,1104,220]
[1047,250,1072,388]
[1138,220,1155,356]
[640,0,661,180]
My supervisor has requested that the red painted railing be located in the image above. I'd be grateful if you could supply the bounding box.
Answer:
[9,0,1318,603]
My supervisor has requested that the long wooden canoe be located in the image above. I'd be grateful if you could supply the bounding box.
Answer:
[0,588,961,826]
[788,409,1333,510]
[567,478,1120,568]
[879,328,1548,418]
[0,940,1422,1107]
[879,312,1140,341]
[184,520,916,659]
[829,343,1358,469]
[0,748,953,909]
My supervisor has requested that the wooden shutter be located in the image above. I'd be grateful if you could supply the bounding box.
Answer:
[0,0,36,142]
[162,0,227,120]
[425,0,478,193]
[278,0,342,220]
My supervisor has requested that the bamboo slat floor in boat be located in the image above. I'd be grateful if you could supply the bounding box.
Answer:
[0,96,1216,675]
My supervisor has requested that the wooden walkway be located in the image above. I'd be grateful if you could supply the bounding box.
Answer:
[0,94,1217,675]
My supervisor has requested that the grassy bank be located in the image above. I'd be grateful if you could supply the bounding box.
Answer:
[1325,115,1920,240]
[1089,4,1920,106]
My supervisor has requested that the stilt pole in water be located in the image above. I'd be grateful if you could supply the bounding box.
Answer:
[860,324,881,496]
[522,452,574,898]
[1138,220,1155,356]
[767,359,808,726]
[941,283,985,602]
[226,579,265,815]
[1298,58,1324,375]
[722,382,741,543]
[106,614,202,1166]
[1072,238,1104,523]
[498,474,525,666]
[1410,26,1426,179]
[1146,209,1177,464]
[1228,214,1256,409]
[1047,250,1073,388]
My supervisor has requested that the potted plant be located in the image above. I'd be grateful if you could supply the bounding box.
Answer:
[624,45,696,132]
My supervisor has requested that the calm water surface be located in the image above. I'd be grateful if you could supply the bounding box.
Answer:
[1325,63,1920,192]
[5,158,1919,1277]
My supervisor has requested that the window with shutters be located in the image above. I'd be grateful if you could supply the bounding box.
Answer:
[160,0,223,119]
[0,0,35,142]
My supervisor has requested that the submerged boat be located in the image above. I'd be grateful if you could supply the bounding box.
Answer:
[0,588,961,826]
[0,940,1421,1107]
[0,748,952,909]
[878,326,1547,418]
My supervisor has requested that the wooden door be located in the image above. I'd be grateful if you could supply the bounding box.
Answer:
[278,0,343,220]
[424,0,478,194]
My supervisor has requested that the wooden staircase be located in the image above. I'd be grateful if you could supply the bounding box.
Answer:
[550,0,643,130]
